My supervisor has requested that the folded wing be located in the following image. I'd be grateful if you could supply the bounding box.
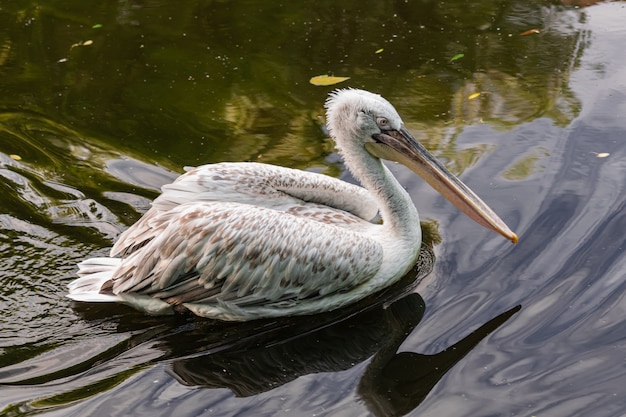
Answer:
[106,202,384,310]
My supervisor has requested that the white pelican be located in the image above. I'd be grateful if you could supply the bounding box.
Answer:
[68,89,517,320]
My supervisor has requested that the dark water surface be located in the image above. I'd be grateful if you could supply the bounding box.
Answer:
[1,1,626,416]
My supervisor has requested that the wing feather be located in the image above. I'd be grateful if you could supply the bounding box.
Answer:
[108,201,383,307]
[110,162,379,258]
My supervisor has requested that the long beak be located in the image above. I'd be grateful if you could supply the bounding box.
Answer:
[365,126,518,243]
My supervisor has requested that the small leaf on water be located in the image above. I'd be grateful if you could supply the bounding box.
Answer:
[450,53,464,62]
[9,154,22,161]
[70,40,94,49]
[520,29,540,36]
[468,93,481,100]
[92,24,103,29]
[309,75,350,86]
[375,48,384,54]
[596,153,610,158]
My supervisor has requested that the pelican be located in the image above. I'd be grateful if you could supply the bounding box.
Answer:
[68,89,517,320]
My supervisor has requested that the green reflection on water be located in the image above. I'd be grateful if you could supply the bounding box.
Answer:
[503,146,550,180]
[1,1,584,169]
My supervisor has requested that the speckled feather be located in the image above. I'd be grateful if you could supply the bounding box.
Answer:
[109,201,383,305]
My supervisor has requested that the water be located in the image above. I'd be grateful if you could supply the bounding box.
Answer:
[1,1,626,416]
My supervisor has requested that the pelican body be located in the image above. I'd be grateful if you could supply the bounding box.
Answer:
[68,89,517,320]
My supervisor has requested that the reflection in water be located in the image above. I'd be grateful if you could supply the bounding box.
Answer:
[0,0,589,174]
[360,304,520,416]
[168,295,519,417]
[167,294,427,397]
[0,111,168,245]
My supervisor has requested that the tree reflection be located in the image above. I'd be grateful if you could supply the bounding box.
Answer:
[0,0,590,177]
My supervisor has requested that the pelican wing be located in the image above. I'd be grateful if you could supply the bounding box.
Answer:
[107,201,384,309]
[111,162,379,257]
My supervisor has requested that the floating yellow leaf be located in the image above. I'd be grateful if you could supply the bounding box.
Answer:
[9,154,21,160]
[520,29,540,36]
[468,93,481,100]
[70,40,94,49]
[309,75,350,86]
[375,48,384,54]
[450,53,464,62]
[596,152,610,158]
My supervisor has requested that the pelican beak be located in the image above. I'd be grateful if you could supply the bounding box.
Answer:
[365,126,518,243]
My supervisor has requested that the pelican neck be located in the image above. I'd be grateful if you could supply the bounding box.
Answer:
[340,144,420,239]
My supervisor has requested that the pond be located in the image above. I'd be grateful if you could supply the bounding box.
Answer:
[1,1,626,416]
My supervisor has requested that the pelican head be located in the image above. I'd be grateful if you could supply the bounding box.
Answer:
[326,89,404,146]
[326,89,518,243]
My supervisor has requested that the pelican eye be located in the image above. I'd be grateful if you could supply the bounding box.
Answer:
[376,117,390,129]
